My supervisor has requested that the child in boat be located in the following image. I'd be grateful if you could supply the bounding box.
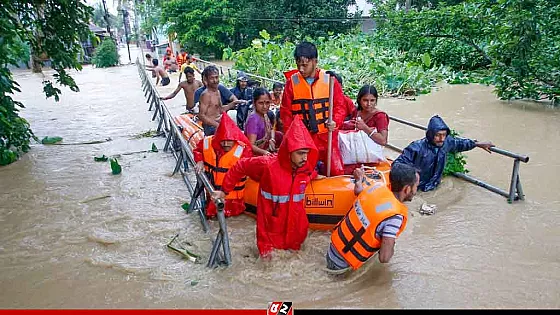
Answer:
[270,82,284,131]
[193,114,253,218]
[325,163,420,274]
[212,117,319,257]
[244,87,284,156]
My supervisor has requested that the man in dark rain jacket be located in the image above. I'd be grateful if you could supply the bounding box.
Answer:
[230,71,253,130]
[393,115,494,192]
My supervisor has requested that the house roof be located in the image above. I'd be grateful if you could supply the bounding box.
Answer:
[89,24,107,34]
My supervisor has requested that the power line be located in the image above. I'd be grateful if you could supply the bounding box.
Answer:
[209,16,378,22]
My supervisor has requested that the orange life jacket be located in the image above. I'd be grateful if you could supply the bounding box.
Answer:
[290,70,330,134]
[202,136,247,200]
[177,54,185,68]
[330,182,408,270]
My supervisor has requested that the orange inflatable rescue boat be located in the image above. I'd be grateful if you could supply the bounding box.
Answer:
[174,114,393,231]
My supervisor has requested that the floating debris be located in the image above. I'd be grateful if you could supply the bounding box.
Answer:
[419,203,437,215]
[166,234,200,263]
[130,129,159,139]
[110,158,122,175]
[41,136,63,144]
[94,155,108,162]
[80,195,111,203]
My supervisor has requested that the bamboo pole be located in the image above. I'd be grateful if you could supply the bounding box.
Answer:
[326,75,335,177]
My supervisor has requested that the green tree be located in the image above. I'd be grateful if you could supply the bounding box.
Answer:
[92,3,119,29]
[92,38,120,67]
[0,1,93,166]
[160,0,360,58]
[372,0,560,105]
[136,0,164,41]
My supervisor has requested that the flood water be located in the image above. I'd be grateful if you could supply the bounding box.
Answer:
[1,47,559,309]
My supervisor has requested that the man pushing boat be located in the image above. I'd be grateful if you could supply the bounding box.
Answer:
[194,114,253,218]
[212,117,319,257]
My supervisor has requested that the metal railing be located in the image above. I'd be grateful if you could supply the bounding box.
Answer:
[387,116,529,203]
[137,57,231,267]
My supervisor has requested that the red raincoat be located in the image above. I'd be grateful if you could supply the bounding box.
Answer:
[280,68,345,176]
[220,117,318,256]
[194,114,253,217]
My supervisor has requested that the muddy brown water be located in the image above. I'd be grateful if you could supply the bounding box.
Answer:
[1,48,559,308]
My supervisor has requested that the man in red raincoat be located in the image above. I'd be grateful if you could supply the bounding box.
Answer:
[280,41,346,176]
[212,117,319,257]
[194,114,253,218]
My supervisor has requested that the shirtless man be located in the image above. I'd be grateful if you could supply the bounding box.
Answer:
[145,53,156,78]
[152,59,170,86]
[160,67,203,111]
[198,65,245,135]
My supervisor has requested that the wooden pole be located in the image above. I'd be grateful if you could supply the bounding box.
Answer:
[326,75,335,177]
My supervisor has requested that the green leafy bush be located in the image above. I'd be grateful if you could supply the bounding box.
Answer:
[228,30,450,97]
[92,38,119,68]
[443,129,469,176]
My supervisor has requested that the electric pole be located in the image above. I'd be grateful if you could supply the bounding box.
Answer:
[122,8,132,64]
[101,0,114,41]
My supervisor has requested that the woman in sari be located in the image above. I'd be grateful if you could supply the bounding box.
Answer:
[244,88,284,156]
[341,84,388,146]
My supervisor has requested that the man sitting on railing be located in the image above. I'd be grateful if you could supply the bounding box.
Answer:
[193,114,253,218]
[212,117,320,258]
[393,115,494,192]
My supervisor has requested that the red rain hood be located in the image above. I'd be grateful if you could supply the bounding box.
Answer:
[212,114,251,153]
[277,116,318,172]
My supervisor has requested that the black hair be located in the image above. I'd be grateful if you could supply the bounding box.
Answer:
[253,87,270,103]
[202,65,219,79]
[152,58,159,66]
[389,163,419,193]
[248,79,260,88]
[272,82,284,90]
[294,41,318,61]
[356,85,379,110]
[184,66,195,75]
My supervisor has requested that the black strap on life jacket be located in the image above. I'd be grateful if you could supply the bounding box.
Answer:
[204,161,229,173]
[291,97,330,133]
[337,215,379,262]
